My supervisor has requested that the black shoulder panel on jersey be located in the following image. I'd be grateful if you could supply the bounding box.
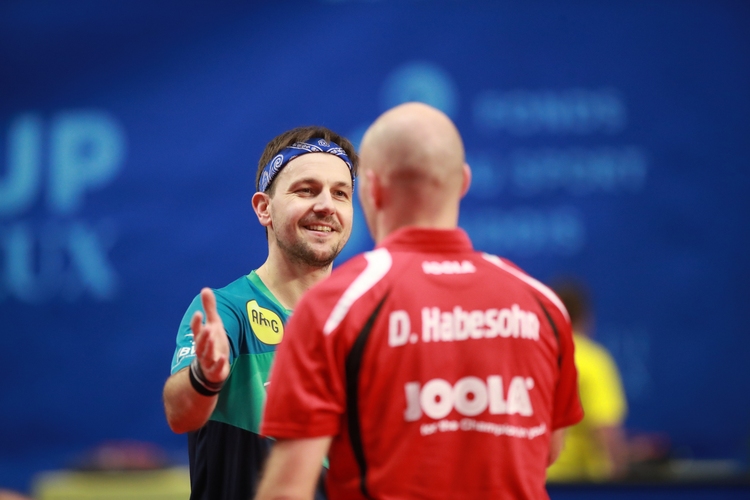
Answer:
[345,294,388,500]
[535,297,562,368]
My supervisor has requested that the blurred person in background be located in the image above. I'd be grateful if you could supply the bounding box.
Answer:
[546,279,629,482]
[162,126,358,500]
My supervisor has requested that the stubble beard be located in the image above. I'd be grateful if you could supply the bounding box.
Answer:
[276,231,347,269]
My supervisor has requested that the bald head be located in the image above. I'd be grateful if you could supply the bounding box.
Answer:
[360,102,465,185]
[358,102,471,241]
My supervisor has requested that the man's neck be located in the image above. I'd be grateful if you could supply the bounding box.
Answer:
[255,252,332,310]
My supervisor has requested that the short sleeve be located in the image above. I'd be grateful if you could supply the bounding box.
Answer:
[551,311,585,430]
[261,293,345,439]
[169,290,242,374]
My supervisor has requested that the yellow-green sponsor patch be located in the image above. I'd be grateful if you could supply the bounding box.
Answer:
[247,300,284,344]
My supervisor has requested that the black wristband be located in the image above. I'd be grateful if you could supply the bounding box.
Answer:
[188,358,225,397]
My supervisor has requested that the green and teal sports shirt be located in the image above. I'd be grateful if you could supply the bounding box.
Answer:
[171,270,291,434]
[171,271,311,500]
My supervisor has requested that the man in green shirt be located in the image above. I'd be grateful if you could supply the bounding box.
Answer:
[162,126,358,500]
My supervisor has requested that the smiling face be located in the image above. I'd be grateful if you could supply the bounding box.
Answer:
[264,153,354,268]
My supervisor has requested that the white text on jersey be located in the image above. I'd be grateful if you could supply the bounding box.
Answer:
[422,260,477,275]
[404,375,535,421]
[388,305,540,347]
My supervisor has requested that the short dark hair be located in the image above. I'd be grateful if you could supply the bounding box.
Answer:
[255,126,359,195]
[552,278,591,329]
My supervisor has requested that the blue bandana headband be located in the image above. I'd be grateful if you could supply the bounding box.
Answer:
[257,139,354,192]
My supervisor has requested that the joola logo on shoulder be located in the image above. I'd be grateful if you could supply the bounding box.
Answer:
[247,300,284,345]
[422,260,476,275]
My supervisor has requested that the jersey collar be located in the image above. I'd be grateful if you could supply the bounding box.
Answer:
[377,226,473,254]
[246,270,293,315]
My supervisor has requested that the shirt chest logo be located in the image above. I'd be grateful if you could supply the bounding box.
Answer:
[247,300,284,345]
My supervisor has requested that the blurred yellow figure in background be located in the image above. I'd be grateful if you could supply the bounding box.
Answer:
[547,280,629,482]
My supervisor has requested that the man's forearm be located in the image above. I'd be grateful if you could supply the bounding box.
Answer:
[597,425,629,478]
[163,367,219,434]
[548,429,566,466]
[255,437,333,500]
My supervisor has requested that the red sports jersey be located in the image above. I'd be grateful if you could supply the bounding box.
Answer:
[262,227,583,500]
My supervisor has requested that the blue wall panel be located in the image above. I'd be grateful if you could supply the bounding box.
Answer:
[1,0,748,493]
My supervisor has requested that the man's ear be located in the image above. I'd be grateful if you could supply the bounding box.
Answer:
[367,169,384,209]
[252,192,272,228]
[460,163,472,199]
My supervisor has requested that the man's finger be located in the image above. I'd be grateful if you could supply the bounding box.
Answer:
[190,311,204,336]
[203,336,215,361]
[200,288,221,324]
[197,328,213,360]
[204,355,228,384]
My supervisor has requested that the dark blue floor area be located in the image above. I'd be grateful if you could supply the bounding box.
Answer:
[549,483,750,500]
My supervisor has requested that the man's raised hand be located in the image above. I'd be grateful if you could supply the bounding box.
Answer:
[190,288,230,385]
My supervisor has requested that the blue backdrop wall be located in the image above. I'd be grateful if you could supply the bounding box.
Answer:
[1,0,749,493]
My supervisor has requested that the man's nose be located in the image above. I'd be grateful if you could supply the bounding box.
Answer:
[312,191,335,215]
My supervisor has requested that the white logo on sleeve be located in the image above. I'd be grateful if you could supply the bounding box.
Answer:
[173,345,196,367]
